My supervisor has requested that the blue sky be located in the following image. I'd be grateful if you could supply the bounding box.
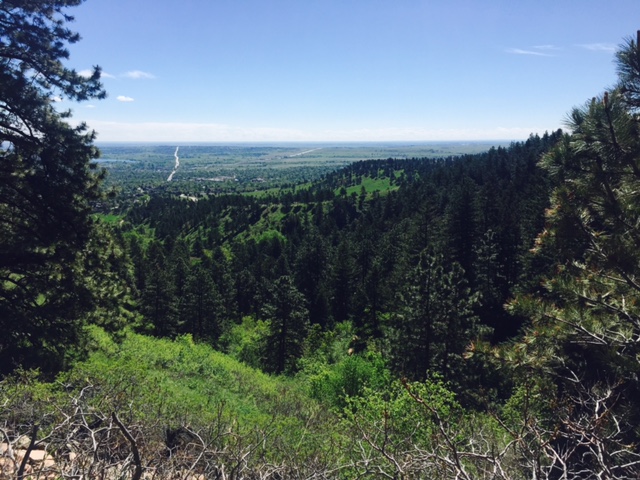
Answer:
[64,0,639,142]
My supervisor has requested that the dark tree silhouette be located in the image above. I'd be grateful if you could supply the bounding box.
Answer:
[261,276,309,374]
[0,0,106,372]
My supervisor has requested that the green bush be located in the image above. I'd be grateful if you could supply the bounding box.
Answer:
[307,351,390,410]
[220,316,269,369]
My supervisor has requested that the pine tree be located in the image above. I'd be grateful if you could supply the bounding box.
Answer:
[503,33,640,477]
[0,0,106,372]
[391,249,480,383]
[443,178,477,281]
[181,264,225,343]
[293,227,331,328]
[261,275,309,374]
[140,242,178,337]
[331,239,357,324]
[207,247,238,322]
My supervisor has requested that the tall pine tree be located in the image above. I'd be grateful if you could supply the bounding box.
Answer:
[503,32,640,477]
[0,0,106,373]
[391,249,480,383]
[261,275,309,374]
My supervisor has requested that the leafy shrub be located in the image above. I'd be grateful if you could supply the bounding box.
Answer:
[219,316,269,369]
[307,351,390,410]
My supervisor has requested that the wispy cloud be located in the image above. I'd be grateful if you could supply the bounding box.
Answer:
[508,42,616,57]
[532,45,561,51]
[123,70,155,79]
[116,95,135,102]
[506,47,555,57]
[85,104,96,109]
[576,43,616,52]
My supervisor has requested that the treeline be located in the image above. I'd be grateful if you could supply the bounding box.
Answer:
[123,131,561,403]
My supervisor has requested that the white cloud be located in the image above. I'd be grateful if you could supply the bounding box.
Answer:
[85,104,96,109]
[123,70,155,79]
[506,48,553,57]
[51,96,63,102]
[116,95,135,102]
[577,43,616,52]
[508,42,616,57]
[532,45,561,51]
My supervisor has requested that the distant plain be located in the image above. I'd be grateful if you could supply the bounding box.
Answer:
[97,141,507,170]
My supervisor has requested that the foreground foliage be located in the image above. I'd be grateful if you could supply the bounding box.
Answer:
[1,329,344,479]
[0,331,611,479]
[4,330,635,480]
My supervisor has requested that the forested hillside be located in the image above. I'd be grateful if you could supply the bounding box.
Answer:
[124,132,560,394]
[2,1,640,478]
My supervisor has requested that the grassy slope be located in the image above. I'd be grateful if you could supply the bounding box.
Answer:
[1,327,350,476]
[66,327,329,429]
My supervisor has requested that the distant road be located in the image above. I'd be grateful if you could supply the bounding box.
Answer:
[287,148,322,157]
[167,146,180,181]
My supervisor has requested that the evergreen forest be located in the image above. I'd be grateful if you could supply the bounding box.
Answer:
[2,1,640,478]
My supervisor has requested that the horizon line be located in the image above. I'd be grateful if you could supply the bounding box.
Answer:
[94,139,518,146]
